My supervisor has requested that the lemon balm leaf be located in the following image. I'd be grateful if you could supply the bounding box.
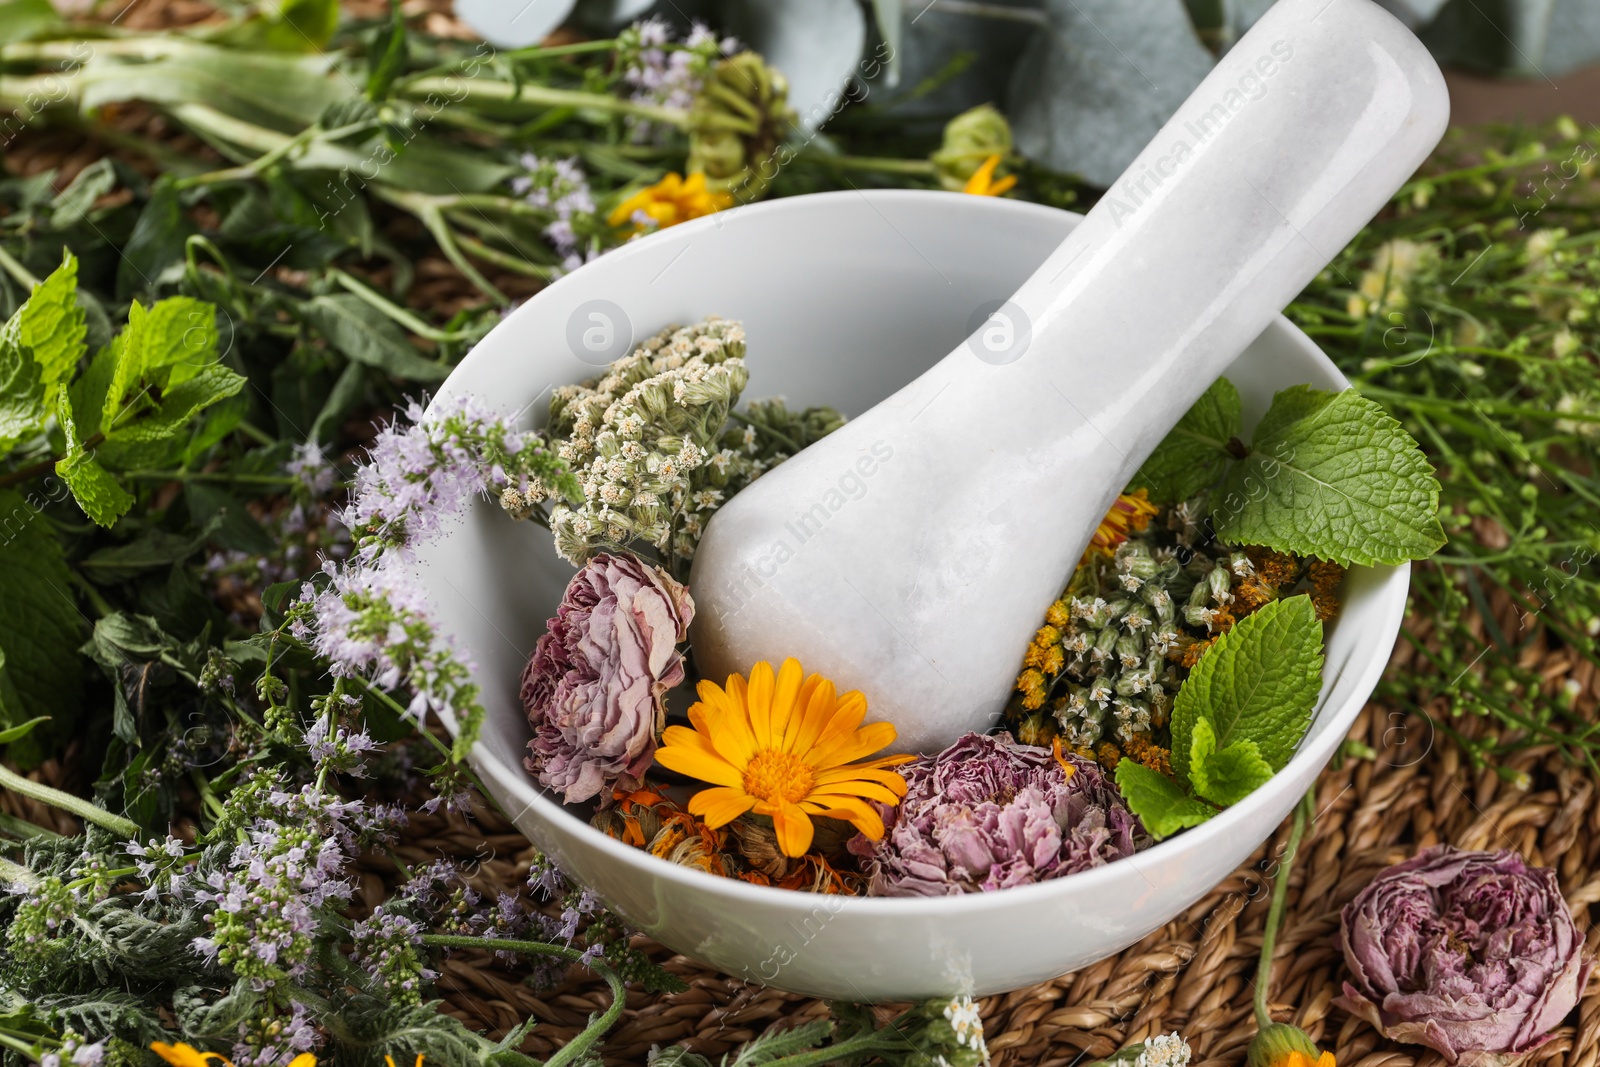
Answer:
[1131,375,1241,504]
[1213,385,1446,565]
[1114,759,1216,840]
[1171,594,1323,789]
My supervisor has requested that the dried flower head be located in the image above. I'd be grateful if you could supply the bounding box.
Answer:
[1336,845,1592,1065]
[850,732,1149,896]
[522,554,694,804]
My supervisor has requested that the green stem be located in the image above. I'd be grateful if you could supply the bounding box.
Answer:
[0,244,40,290]
[0,764,138,838]
[449,231,556,280]
[757,1031,887,1067]
[1255,788,1314,1031]
[330,268,481,343]
[0,811,65,842]
[121,469,302,485]
[0,1032,43,1058]
[397,38,618,86]
[420,935,625,1067]
[0,856,39,888]
[372,186,509,303]
[400,77,687,129]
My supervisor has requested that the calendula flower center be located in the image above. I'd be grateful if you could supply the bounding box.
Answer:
[741,749,816,804]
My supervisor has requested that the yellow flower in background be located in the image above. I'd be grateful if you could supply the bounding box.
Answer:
[151,1045,230,1067]
[1087,489,1160,558]
[654,658,913,857]
[152,1044,319,1067]
[962,154,1016,197]
[607,172,734,232]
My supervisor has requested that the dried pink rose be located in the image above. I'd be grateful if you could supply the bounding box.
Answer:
[521,553,693,804]
[848,731,1149,896]
[1337,845,1592,1066]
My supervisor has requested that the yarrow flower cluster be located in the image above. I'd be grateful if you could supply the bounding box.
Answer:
[510,154,600,274]
[894,996,991,1067]
[539,317,748,562]
[615,18,733,142]
[1013,501,1342,766]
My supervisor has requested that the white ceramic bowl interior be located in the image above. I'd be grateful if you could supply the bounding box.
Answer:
[417,190,1408,1002]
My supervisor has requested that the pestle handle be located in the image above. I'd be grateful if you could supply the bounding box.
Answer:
[690,0,1450,756]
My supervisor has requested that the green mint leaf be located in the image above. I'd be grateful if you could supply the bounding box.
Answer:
[103,300,151,431]
[1114,759,1216,840]
[301,295,451,382]
[105,364,246,445]
[58,455,134,528]
[0,331,45,455]
[15,251,87,389]
[140,295,219,390]
[1212,385,1447,565]
[57,385,133,527]
[0,488,84,763]
[1171,594,1324,789]
[68,345,115,440]
[1189,717,1276,807]
[1131,376,1241,504]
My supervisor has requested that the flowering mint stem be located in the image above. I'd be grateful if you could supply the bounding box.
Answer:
[1255,788,1315,1031]
[420,934,624,1067]
[0,764,139,838]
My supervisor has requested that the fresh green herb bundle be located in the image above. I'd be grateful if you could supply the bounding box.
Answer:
[1290,120,1600,774]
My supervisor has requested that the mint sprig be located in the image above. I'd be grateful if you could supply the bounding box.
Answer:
[1119,596,1324,839]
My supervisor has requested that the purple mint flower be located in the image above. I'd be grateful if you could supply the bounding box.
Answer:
[849,732,1150,896]
[1337,845,1593,1065]
[521,553,693,804]
[286,442,335,497]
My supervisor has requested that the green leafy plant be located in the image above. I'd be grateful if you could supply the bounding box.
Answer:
[1133,378,1447,565]
[1116,595,1323,838]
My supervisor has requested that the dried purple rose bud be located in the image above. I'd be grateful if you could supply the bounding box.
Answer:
[1337,845,1592,1066]
[522,553,693,804]
[848,731,1149,896]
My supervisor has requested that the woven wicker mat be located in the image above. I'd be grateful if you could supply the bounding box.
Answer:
[366,590,1600,1067]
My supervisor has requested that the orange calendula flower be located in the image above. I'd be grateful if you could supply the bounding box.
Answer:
[654,658,914,857]
[963,154,1017,196]
[607,171,734,232]
[1248,1023,1335,1067]
[1086,489,1160,559]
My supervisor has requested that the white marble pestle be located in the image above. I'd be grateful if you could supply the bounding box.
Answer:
[689,0,1450,755]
